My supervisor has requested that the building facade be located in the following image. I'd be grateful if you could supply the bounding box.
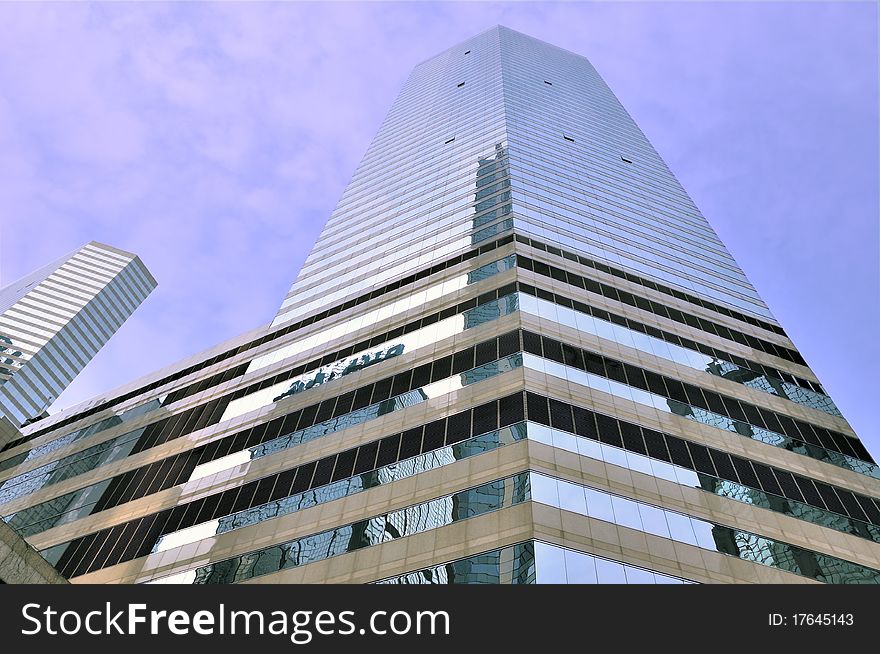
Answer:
[0,241,156,429]
[0,26,878,585]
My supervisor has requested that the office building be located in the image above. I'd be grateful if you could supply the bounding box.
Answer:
[0,241,156,428]
[1,27,877,585]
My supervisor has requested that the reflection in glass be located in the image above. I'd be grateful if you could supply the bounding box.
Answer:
[529,421,880,544]
[150,423,528,556]
[149,472,532,585]
[522,293,839,417]
[377,541,536,585]
[530,472,880,584]
[200,353,524,482]
[522,352,878,480]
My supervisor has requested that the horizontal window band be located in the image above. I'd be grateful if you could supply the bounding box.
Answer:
[529,472,880,585]
[150,471,880,585]
[3,333,526,534]
[527,420,880,545]
[523,391,880,531]
[144,472,533,585]
[375,540,693,585]
[16,225,790,452]
[517,283,838,417]
[517,253,805,366]
[376,541,540,585]
[519,330,872,472]
[42,407,528,579]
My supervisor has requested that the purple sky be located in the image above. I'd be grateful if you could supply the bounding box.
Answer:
[1,3,877,453]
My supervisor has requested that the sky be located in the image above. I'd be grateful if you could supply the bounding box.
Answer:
[0,2,877,454]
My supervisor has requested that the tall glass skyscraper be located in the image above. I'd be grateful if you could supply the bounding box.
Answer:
[1,26,877,585]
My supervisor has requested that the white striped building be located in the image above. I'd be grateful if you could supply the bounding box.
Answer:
[0,242,156,427]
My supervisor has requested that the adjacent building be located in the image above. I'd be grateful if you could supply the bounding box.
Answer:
[0,241,156,428]
[1,27,877,585]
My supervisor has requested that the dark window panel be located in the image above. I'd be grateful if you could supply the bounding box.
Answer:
[707,449,738,483]
[290,461,316,495]
[281,410,302,435]
[595,413,622,448]
[665,437,692,469]
[376,433,402,467]
[771,469,804,503]
[272,468,298,501]
[561,343,584,370]
[473,400,499,435]
[729,456,760,488]
[751,462,782,496]
[522,331,543,356]
[311,456,337,488]
[541,337,565,364]
[475,339,498,366]
[353,441,379,475]
[548,398,574,433]
[584,352,605,376]
[352,386,373,411]
[331,449,357,482]
[262,420,284,452]
[604,359,627,385]
[846,436,873,463]
[297,403,319,430]
[371,377,394,403]
[452,348,475,375]
[446,410,472,444]
[704,392,727,416]
[432,355,453,380]
[664,378,688,404]
[741,403,767,430]
[758,408,784,436]
[572,405,598,440]
[835,489,868,522]
[422,419,446,452]
[411,363,433,388]
[721,397,747,423]
[497,330,520,358]
[623,364,648,391]
[620,422,646,455]
[686,443,716,476]
[642,428,670,462]
[526,393,550,426]
[499,392,525,427]
[855,495,880,526]
[792,475,825,508]
[813,481,847,515]
[103,520,143,570]
[399,427,424,460]
[643,370,666,397]
[391,370,412,397]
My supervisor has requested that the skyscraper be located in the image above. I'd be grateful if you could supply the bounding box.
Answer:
[0,242,156,429]
[1,26,877,585]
